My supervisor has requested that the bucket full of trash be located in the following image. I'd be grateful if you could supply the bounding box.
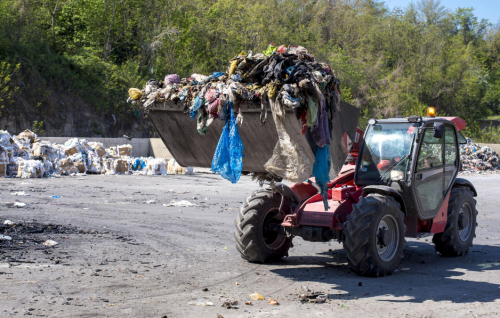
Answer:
[129,44,359,185]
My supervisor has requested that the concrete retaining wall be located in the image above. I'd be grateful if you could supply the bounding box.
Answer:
[39,137,172,159]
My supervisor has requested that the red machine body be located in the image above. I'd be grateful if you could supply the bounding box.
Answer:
[285,117,465,238]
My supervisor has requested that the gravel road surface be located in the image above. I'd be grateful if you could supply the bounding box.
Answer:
[1,173,500,317]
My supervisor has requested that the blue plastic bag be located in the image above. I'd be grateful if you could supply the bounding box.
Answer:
[312,144,331,211]
[211,104,244,183]
[132,159,146,171]
[189,94,204,119]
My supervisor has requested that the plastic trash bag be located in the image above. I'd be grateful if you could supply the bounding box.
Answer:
[189,94,204,119]
[312,144,331,211]
[132,159,146,171]
[264,98,312,183]
[211,104,244,183]
[128,88,142,100]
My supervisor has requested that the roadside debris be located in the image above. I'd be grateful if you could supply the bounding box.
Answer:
[299,285,328,303]
[0,235,13,241]
[13,202,27,208]
[11,191,29,196]
[267,298,279,305]
[3,220,14,225]
[249,292,265,300]
[221,299,238,309]
[187,299,214,306]
[245,301,252,305]
[163,200,198,207]
[43,240,59,247]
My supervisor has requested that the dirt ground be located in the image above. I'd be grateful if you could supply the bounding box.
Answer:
[1,172,500,318]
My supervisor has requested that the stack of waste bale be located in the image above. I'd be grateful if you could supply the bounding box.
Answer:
[0,129,190,178]
[128,44,341,209]
[460,139,500,173]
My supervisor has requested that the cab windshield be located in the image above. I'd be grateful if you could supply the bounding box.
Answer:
[356,122,420,184]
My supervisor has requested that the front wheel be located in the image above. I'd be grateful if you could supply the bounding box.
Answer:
[433,187,477,256]
[343,194,406,277]
[234,189,292,262]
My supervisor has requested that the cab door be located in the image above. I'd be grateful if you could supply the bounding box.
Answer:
[413,125,445,219]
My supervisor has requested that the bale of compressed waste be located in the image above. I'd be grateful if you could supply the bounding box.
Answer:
[0,129,187,178]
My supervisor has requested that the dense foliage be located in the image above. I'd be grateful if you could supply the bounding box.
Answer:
[0,0,499,138]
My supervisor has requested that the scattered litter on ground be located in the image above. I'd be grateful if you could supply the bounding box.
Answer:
[267,298,278,305]
[52,196,61,199]
[245,301,252,305]
[143,200,156,204]
[187,299,214,306]
[249,292,265,300]
[0,235,13,241]
[221,299,238,309]
[10,191,29,196]
[315,294,328,303]
[202,288,209,292]
[3,220,14,225]
[43,240,58,247]
[298,285,328,303]
[163,200,198,207]
[13,202,27,208]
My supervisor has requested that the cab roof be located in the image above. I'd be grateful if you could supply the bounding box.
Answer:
[373,117,466,131]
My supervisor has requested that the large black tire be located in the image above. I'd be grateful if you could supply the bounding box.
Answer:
[234,189,292,262]
[433,187,477,256]
[343,194,406,277]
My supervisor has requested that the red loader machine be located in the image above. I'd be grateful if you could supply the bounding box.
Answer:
[234,107,478,277]
[147,101,477,277]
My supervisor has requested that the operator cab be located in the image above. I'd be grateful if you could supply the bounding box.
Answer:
[355,109,467,220]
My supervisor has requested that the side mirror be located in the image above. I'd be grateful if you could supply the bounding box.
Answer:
[433,122,444,139]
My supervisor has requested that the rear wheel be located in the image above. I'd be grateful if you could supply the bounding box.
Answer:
[234,189,292,262]
[343,194,406,277]
[433,187,477,256]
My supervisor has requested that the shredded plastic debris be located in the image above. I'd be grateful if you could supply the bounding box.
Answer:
[163,200,198,207]
[221,299,239,309]
[43,240,59,247]
[187,299,214,306]
[11,191,29,196]
[249,292,265,300]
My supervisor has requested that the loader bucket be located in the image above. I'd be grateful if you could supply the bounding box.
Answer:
[147,100,359,178]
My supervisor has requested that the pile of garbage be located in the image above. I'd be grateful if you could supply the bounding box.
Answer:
[460,139,500,173]
[0,129,190,178]
[128,44,341,209]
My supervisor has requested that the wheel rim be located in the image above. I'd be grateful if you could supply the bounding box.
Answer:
[376,214,400,262]
[262,208,287,250]
[458,202,473,241]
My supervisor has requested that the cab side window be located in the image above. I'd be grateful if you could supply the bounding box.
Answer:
[444,125,457,166]
[417,128,443,171]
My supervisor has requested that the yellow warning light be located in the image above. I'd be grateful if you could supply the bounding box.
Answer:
[427,107,436,117]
